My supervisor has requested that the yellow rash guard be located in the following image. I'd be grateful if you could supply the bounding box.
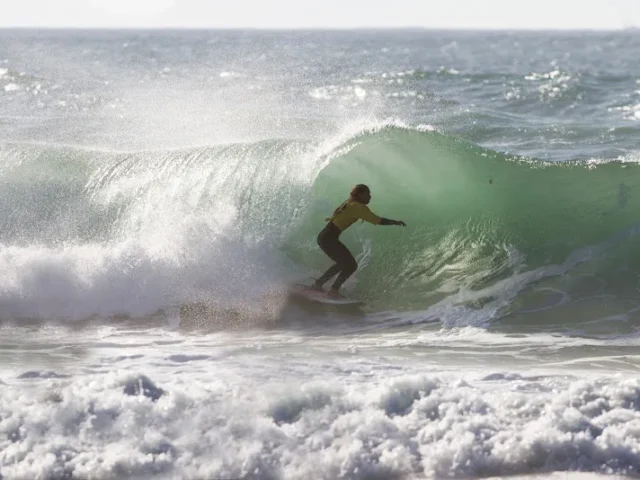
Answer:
[327,200,382,231]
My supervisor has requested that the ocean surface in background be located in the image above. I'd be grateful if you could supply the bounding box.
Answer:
[1,29,640,479]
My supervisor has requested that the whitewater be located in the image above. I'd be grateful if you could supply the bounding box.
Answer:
[2,29,640,479]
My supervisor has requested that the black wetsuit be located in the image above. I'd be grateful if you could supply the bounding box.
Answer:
[315,222,358,291]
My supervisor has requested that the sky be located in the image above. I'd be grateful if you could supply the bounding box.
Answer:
[1,0,640,30]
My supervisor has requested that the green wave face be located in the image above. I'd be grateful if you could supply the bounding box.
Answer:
[4,127,640,320]
[285,127,640,311]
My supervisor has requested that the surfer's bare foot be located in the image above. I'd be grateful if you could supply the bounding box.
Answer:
[310,283,324,292]
[327,289,344,299]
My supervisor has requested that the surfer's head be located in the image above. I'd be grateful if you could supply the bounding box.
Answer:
[350,184,371,204]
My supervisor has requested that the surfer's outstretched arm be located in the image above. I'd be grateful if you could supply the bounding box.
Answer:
[379,218,407,226]
[355,203,407,227]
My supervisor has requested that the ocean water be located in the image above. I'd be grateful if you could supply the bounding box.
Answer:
[1,29,640,479]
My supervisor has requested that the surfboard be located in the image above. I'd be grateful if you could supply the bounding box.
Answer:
[289,284,363,305]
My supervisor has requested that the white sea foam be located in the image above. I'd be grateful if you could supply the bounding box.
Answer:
[1,348,640,479]
[610,103,640,121]
[0,238,282,322]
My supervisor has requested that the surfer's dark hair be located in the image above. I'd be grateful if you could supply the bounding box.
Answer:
[333,184,371,216]
[349,184,370,199]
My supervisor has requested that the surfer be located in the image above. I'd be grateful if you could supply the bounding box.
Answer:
[312,184,406,298]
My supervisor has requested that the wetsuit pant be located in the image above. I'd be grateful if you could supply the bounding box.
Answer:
[314,223,357,291]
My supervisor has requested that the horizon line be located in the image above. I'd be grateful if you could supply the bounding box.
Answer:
[0,25,638,32]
